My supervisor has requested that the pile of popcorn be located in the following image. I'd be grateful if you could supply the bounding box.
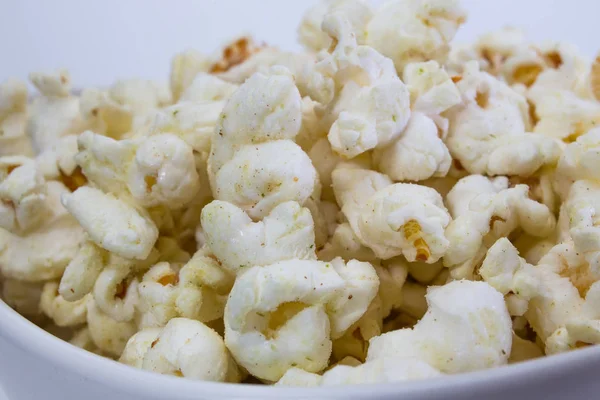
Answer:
[2,0,600,386]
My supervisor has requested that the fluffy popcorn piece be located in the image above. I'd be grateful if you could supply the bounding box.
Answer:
[373,112,452,182]
[444,175,556,279]
[93,264,139,322]
[0,158,50,234]
[75,131,137,195]
[79,89,134,139]
[480,239,592,351]
[86,299,137,357]
[202,200,316,274]
[307,14,411,158]
[368,280,512,374]
[528,43,591,101]
[472,27,528,74]
[563,180,600,277]
[26,69,85,153]
[298,0,373,52]
[402,60,462,116]
[137,251,234,328]
[0,193,85,281]
[212,140,318,220]
[119,328,162,369]
[555,127,600,199]
[208,67,313,209]
[533,90,600,144]
[0,78,32,157]
[134,318,238,382]
[59,240,108,302]
[39,281,89,327]
[150,102,225,154]
[170,49,212,102]
[365,0,467,73]
[1,279,44,318]
[224,258,378,381]
[333,167,451,262]
[446,62,561,177]
[35,135,86,188]
[128,133,200,208]
[61,186,159,260]
[479,238,540,300]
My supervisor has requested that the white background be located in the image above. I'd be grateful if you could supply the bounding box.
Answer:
[0,0,598,87]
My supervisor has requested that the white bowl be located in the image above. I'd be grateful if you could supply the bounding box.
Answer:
[2,298,600,399]
[2,1,600,399]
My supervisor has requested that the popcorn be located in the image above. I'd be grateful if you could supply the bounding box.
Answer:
[304,13,411,158]
[80,79,169,139]
[26,70,86,153]
[128,133,201,208]
[276,357,441,387]
[137,248,234,328]
[0,158,50,234]
[563,180,600,277]
[481,239,596,353]
[373,112,452,182]
[0,183,84,281]
[224,258,378,381]
[170,50,212,102]
[87,299,137,357]
[298,0,373,52]
[333,166,451,262]
[528,43,591,102]
[368,280,512,373]
[532,90,600,144]
[122,318,239,382]
[212,140,318,219]
[444,175,556,279]
[555,127,600,199]
[93,264,139,322]
[119,327,162,368]
[58,240,108,301]
[445,62,561,177]
[402,60,463,117]
[9,1,600,386]
[40,281,89,327]
[0,78,32,157]
[61,186,159,260]
[201,200,316,274]
[365,0,467,73]
[208,67,318,219]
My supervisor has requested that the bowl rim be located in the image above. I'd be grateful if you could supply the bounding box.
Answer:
[2,297,600,399]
